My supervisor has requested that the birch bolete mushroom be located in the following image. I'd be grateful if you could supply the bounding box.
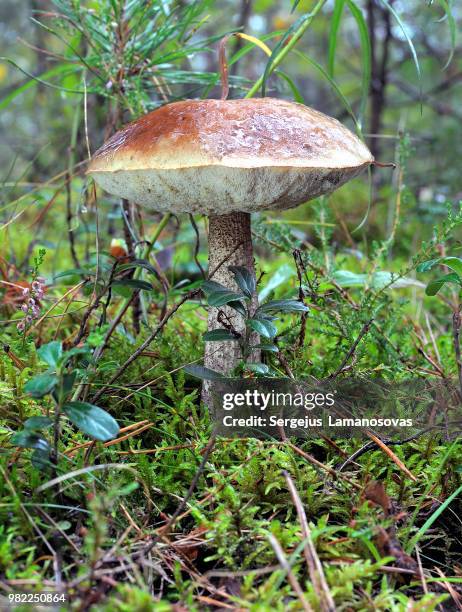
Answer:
[87,97,373,376]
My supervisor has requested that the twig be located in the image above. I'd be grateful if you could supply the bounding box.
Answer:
[72,264,117,347]
[414,546,428,596]
[159,434,216,535]
[121,199,141,334]
[434,567,462,610]
[293,250,308,348]
[135,435,216,559]
[93,289,140,360]
[208,240,247,280]
[284,471,335,612]
[66,172,80,270]
[189,214,206,279]
[267,533,313,612]
[329,319,373,379]
[287,442,362,491]
[366,432,417,481]
[338,428,437,472]
[91,288,200,403]
[26,281,87,337]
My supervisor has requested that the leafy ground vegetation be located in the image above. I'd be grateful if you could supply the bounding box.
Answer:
[1,0,462,610]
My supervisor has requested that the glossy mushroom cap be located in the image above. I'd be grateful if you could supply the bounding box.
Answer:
[88,98,373,215]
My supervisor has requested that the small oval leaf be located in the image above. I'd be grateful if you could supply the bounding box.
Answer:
[258,299,309,314]
[207,290,247,307]
[203,329,239,341]
[245,363,269,375]
[183,365,225,380]
[24,416,53,431]
[63,402,120,442]
[24,374,58,398]
[37,341,63,369]
[248,318,277,338]
[229,266,256,297]
[10,431,50,452]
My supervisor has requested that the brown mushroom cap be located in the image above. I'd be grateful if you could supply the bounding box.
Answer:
[88,98,373,214]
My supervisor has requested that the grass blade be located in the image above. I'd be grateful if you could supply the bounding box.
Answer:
[275,70,305,103]
[246,0,327,99]
[345,0,371,130]
[0,63,82,109]
[292,49,358,128]
[328,0,345,77]
[408,483,462,552]
[379,0,422,94]
[435,0,456,69]
[260,13,312,98]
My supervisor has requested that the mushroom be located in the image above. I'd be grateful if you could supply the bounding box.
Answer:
[87,97,373,379]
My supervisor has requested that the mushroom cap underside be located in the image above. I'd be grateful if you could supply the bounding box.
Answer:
[88,97,373,213]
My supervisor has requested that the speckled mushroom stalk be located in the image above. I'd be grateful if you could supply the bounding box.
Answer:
[87,97,373,405]
[205,212,257,376]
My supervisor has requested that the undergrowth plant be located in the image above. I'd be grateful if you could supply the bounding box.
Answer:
[186,265,309,380]
[10,340,119,470]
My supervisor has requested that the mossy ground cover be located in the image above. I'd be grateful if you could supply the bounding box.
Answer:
[1,192,462,610]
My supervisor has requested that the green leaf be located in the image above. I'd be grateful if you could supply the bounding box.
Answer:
[116,259,158,277]
[258,299,309,314]
[207,290,247,308]
[10,431,50,452]
[292,49,357,126]
[229,266,256,297]
[24,416,53,431]
[203,329,239,341]
[0,62,80,110]
[53,268,94,280]
[416,259,440,273]
[58,347,92,367]
[328,0,345,77]
[253,344,279,353]
[63,402,120,442]
[202,280,227,294]
[258,264,294,301]
[61,372,77,399]
[345,0,371,128]
[417,257,462,281]
[435,0,456,69]
[31,448,52,470]
[37,342,63,369]
[261,12,312,97]
[248,318,277,339]
[275,70,305,103]
[379,0,421,95]
[408,483,462,552]
[438,257,462,279]
[183,365,226,380]
[111,279,153,291]
[24,374,58,398]
[246,363,269,375]
[425,273,461,296]
[227,300,247,316]
[332,270,424,289]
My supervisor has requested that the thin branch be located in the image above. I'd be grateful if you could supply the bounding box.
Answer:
[284,471,335,612]
[329,319,373,379]
[267,533,313,612]
[91,289,200,403]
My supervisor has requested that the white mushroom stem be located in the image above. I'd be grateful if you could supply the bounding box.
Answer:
[204,212,259,377]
